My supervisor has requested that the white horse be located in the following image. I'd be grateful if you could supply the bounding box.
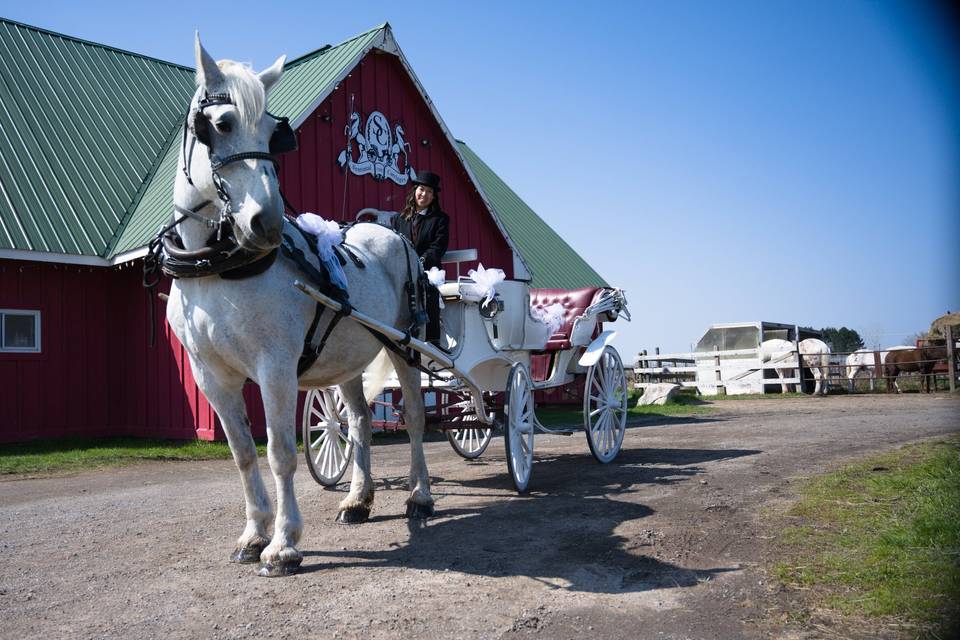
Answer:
[760,338,831,395]
[846,346,912,384]
[163,36,433,577]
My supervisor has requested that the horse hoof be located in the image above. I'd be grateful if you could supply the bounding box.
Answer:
[405,501,434,520]
[258,558,302,577]
[230,541,268,564]
[336,506,370,525]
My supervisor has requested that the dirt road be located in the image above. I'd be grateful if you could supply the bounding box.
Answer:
[1,394,957,639]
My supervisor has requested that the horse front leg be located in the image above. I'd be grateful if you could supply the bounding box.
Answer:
[192,366,273,565]
[775,367,788,394]
[257,371,303,577]
[335,376,376,524]
[389,354,434,519]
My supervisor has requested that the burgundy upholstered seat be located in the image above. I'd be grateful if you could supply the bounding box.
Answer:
[529,286,604,351]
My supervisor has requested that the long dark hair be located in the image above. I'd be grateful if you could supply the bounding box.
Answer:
[400,187,441,220]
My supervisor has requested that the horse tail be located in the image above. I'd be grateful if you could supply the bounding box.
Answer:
[363,348,394,405]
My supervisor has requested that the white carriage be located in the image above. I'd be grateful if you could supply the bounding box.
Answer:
[296,273,630,493]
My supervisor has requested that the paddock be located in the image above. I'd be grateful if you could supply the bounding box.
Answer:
[636,326,959,395]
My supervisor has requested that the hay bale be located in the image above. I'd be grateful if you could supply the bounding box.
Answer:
[929,312,960,339]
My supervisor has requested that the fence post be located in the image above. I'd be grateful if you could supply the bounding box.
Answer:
[872,349,882,392]
[714,345,725,396]
[792,338,801,393]
[947,326,956,393]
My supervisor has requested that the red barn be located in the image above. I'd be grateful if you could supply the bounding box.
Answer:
[0,20,606,444]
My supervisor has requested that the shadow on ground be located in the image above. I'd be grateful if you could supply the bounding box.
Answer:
[302,445,759,594]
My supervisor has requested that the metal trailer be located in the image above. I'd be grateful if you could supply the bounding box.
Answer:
[296,277,630,493]
[694,322,822,395]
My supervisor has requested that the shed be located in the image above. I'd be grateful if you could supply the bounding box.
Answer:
[0,19,605,443]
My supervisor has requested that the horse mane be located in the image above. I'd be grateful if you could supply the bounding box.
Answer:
[196,60,265,129]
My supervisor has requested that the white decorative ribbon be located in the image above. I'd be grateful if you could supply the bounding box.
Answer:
[467,264,505,304]
[295,213,349,293]
[426,266,446,287]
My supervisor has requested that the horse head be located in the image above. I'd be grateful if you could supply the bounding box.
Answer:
[176,34,294,252]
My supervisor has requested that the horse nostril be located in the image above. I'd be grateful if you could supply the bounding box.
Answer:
[249,212,281,244]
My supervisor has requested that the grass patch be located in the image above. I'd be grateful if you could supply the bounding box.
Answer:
[772,436,960,637]
[698,391,808,401]
[534,391,713,428]
[0,437,263,476]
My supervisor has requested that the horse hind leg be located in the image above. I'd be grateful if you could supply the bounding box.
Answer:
[335,375,376,525]
[775,368,788,394]
[387,351,434,520]
[194,370,273,565]
[257,369,304,577]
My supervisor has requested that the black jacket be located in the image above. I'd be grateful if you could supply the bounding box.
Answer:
[392,210,450,270]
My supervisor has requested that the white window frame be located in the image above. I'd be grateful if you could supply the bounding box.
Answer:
[0,309,41,353]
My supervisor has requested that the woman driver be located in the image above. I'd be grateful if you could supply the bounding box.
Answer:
[391,171,449,345]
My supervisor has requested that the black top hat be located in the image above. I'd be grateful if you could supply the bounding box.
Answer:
[411,170,441,192]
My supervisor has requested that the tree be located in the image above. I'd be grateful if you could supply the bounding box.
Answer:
[820,327,865,353]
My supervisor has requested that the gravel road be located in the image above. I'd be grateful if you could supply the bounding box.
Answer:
[1,393,957,639]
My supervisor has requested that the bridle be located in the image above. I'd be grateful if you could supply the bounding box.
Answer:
[177,89,297,236]
[143,89,299,284]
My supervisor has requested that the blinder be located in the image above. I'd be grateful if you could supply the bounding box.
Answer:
[189,93,298,156]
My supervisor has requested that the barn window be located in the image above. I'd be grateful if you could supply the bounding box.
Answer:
[0,310,41,352]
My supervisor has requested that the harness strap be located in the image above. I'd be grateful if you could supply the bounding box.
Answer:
[338,243,366,269]
[211,151,277,171]
[296,303,326,377]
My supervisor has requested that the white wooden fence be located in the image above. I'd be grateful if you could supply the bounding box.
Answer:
[635,328,959,394]
[634,345,803,393]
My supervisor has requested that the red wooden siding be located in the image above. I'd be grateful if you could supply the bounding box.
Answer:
[279,50,515,276]
[0,259,281,443]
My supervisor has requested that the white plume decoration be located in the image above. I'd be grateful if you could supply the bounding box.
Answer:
[531,302,565,334]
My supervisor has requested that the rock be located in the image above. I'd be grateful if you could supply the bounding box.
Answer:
[637,383,680,406]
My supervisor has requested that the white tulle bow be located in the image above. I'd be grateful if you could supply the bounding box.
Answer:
[467,264,505,304]
[295,213,349,292]
[426,267,446,287]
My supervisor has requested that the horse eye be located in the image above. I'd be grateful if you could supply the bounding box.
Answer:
[215,120,233,134]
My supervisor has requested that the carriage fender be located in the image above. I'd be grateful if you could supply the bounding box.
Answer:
[578,331,617,367]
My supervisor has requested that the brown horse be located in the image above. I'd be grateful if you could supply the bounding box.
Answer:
[884,346,948,393]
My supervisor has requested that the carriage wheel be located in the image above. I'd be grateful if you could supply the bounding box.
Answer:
[504,363,535,493]
[446,413,493,459]
[302,387,353,487]
[584,345,628,463]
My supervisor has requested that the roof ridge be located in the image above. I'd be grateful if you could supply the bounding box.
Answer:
[285,23,387,69]
[0,17,194,72]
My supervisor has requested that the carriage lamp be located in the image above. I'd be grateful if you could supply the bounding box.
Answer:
[479,297,503,319]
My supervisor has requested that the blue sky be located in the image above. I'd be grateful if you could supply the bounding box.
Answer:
[3,1,957,355]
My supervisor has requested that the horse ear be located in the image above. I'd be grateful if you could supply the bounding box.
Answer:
[194,32,225,88]
[258,55,286,95]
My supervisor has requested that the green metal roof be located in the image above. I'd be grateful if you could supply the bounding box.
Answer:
[456,140,607,289]
[0,18,193,257]
[269,24,385,125]
[109,25,387,258]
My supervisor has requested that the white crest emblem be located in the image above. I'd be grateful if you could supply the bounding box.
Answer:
[337,110,416,185]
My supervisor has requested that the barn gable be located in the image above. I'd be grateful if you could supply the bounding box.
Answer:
[0,19,604,288]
